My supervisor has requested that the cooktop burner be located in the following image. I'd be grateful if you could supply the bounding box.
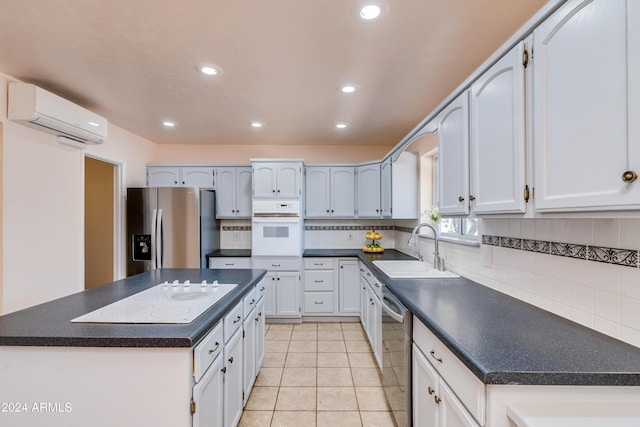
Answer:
[71,281,237,324]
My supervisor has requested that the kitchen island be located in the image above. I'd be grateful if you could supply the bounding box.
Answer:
[0,268,266,427]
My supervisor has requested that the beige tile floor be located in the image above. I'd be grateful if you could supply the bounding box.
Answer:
[239,322,396,427]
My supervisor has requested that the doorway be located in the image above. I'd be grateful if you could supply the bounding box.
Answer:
[84,156,116,289]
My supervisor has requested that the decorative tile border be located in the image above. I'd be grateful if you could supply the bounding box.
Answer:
[304,225,395,231]
[483,235,640,268]
[221,226,252,231]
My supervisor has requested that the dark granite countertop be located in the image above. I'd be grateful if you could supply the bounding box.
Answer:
[206,249,252,258]
[0,268,266,348]
[304,248,640,386]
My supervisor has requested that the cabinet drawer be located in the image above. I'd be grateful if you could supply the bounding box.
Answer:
[303,258,335,270]
[193,321,223,382]
[256,278,267,301]
[252,258,300,271]
[413,317,486,425]
[304,292,334,313]
[224,301,244,343]
[304,270,334,291]
[243,286,257,319]
[209,257,251,269]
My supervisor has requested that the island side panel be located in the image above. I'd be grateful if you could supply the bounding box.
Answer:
[0,346,192,427]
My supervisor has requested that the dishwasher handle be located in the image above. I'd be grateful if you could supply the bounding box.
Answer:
[381,295,405,323]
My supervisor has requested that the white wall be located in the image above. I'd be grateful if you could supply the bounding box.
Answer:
[0,72,157,314]
[395,218,640,348]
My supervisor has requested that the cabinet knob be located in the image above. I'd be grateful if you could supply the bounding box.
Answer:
[622,170,638,183]
[228,356,234,364]
[221,367,227,374]
[469,195,476,201]
[434,395,442,405]
[428,386,435,396]
[458,196,465,202]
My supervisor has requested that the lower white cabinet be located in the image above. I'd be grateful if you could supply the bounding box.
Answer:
[263,271,301,318]
[413,343,479,427]
[192,342,224,427]
[339,259,360,313]
[243,309,256,407]
[223,328,243,427]
[255,297,266,372]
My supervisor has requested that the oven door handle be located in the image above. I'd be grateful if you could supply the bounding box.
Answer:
[381,296,405,323]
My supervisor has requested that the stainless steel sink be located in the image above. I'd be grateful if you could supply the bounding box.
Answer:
[372,260,459,279]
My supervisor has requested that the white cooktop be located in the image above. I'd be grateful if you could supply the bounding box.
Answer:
[71,281,237,324]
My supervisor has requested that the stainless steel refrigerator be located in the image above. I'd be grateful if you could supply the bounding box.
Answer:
[126,187,219,276]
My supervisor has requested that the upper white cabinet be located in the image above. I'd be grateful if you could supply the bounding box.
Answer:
[216,166,252,218]
[380,157,392,217]
[533,0,640,211]
[438,91,470,216]
[470,40,528,214]
[356,163,381,218]
[305,167,355,217]
[252,161,303,199]
[147,166,214,188]
[374,152,419,219]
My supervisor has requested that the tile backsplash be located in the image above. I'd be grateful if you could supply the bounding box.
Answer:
[304,220,396,249]
[219,220,252,249]
[394,218,640,348]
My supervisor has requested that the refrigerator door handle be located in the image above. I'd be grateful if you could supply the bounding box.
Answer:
[156,208,164,268]
[151,208,158,270]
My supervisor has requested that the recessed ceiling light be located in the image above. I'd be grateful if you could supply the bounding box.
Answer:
[360,4,381,20]
[340,85,357,93]
[249,121,264,128]
[162,121,176,127]
[199,65,223,76]
[335,123,348,129]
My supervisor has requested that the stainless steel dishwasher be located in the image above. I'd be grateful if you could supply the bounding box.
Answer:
[381,286,412,427]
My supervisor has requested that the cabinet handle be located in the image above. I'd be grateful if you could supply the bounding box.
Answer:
[314,301,324,305]
[208,342,220,354]
[434,395,441,405]
[428,386,435,396]
[234,315,241,324]
[314,280,324,283]
[228,356,234,364]
[272,264,281,267]
[458,196,465,202]
[430,350,443,363]
[622,170,638,183]
[260,287,265,291]
[469,195,476,201]
[225,263,234,266]
[221,367,227,374]
[250,299,256,305]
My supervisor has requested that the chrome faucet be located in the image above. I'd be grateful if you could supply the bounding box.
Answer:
[407,223,445,271]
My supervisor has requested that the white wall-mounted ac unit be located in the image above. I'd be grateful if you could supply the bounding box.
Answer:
[8,82,108,145]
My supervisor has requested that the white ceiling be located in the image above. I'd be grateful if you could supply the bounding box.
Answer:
[0,0,546,147]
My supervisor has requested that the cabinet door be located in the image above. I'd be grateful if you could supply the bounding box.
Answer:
[182,167,214,188]
[305,167,331,217]
[235,167,253,218]
[438,91,470,216]
[372,293,382,369]
[215,167,237,217]
[440,381,480,427]
[255,297,266,372]
[380,158,392,217]
[339,260,360,313]
[253,163,277,198]
[356,164,381,217]
[413,345,440,427]
[243,310,256,406]
[277,163,302,198]
[471,41,526,214]
[192,353,224,427]
[534,0,640,210]
[223,330,244,427]
[360,274,367,328]
[331,167,356,217]
[147,167,180,187]
[263,273,276,317]
[275,272,300,316]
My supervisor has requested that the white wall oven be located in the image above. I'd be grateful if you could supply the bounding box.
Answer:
[252,200,303,256]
